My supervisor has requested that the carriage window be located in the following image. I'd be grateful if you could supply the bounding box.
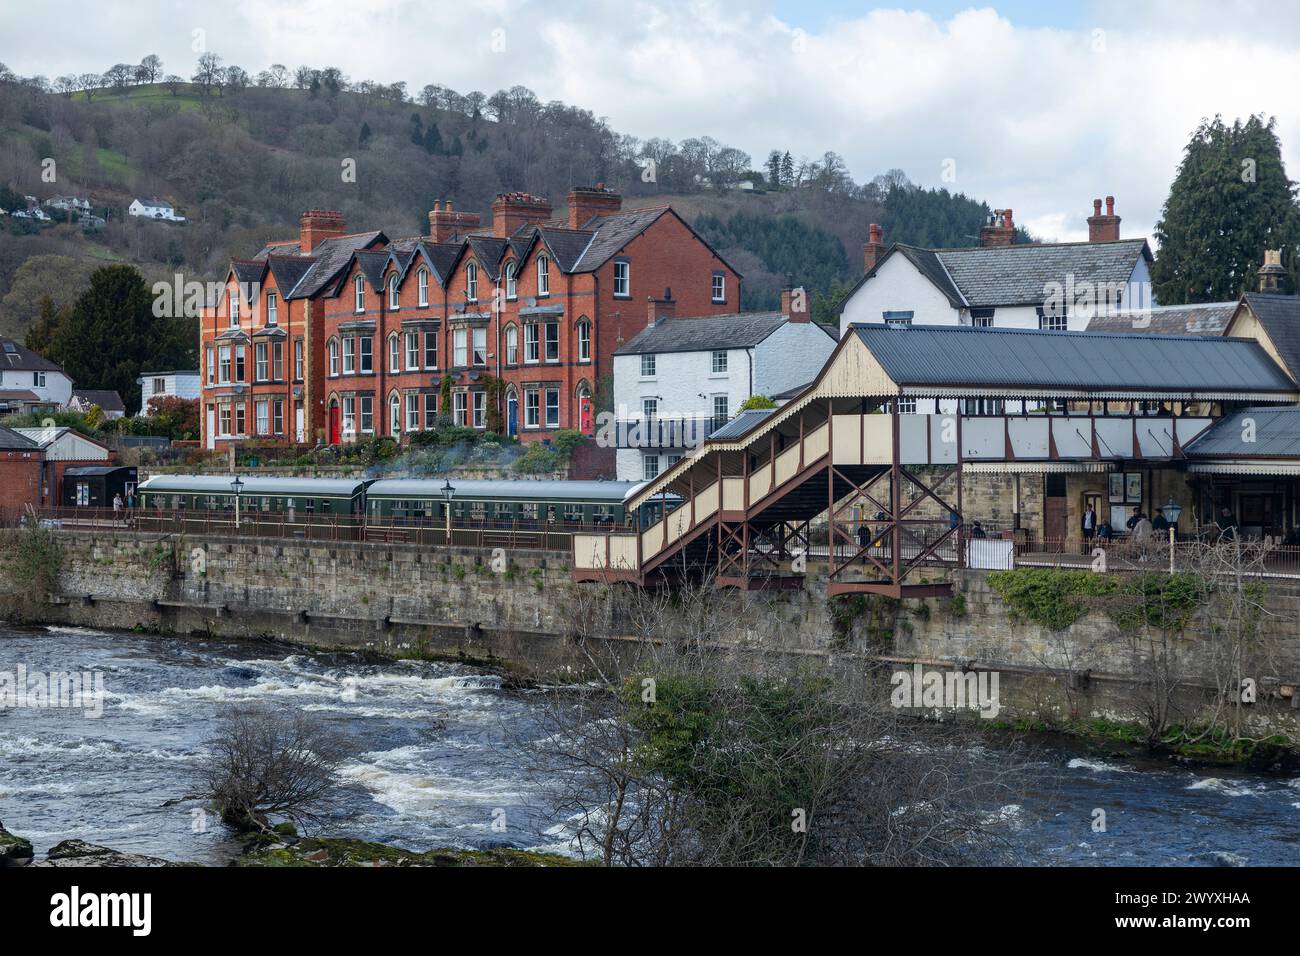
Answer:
[470,501,486,520]
[304,499,315,513]
[594,506,612,524]
[564,504,583,523]
[521,502,538,521]
[322,500,333,513]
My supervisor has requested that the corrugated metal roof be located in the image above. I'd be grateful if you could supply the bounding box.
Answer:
[137,475,367,497]
[852,324,1297,395]
[1186,406,1300,458]
[13,426,109,460]
[366,478,640,502]
[707,408,775,440]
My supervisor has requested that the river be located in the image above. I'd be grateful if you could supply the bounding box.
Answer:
[2,625,1298,865]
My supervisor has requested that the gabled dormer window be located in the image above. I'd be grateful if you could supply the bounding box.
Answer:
[266,292,278,326]
[354,275,365,313]
[537,255,550,296]
[505,262,517,300]
[466,262,478,301]
[388,274,400,309]
[418,267,429,306]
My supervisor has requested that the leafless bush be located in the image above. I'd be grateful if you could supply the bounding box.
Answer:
[527,578,1027,866]
[197,705,354,833]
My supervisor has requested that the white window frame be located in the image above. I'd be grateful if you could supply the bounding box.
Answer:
[405,331,420,370]
[577,321,590,363]
[524,388,540,429]
[389,334,400,373]
[524,323,539,364]
[505,325,518,364]
[453,391,468,426]
[712,273,726,303]
[328,338,339,377]
[406,393,420,431]
[544,387,560,428]
[255,342,268,382]
[472,326,487,367]
[466,262,478,301]
[418,268,429,306]
[229,290,239,328]
[389,392,401,436]
[255,399,269,435]
[505,262,517,299]
[643,454,660,481]
[613,260,630,297]
[354,275,365,313]
[472,391,486,429]
[267,292,278,326]
[537,255,549,296]
[640,354,656,378]
[342,336,355,375]
[453,328,468,367]
[711,350,728,374]
[388,274,400,309]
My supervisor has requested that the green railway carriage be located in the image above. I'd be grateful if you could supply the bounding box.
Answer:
[365,478,643,527]
[136,475,369,517]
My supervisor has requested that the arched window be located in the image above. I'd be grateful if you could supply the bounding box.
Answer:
[504,261,517,299]
[388,333,400,373]
[536,255,549,296]
[388,273,400,309]
[354,275,365,312]
[505,324,518,364]
[576,318,591,363]
[327,338,339,376]
[389,392,401,436]
[466,262,478,301]
[418,267,429,306]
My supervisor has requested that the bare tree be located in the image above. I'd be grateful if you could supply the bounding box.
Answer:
[197,705,354,833]
[138,54,163,83]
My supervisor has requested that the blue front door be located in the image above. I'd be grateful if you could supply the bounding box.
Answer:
[507,396,518,436]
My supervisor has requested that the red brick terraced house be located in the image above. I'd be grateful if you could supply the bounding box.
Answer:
[199,186,742,450]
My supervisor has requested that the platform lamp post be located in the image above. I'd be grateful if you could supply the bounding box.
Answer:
[442,478,455,546]
[231,475,244,532]
[1161,495,1183,573]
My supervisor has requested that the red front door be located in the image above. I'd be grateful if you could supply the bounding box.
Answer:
[328,404,341,445]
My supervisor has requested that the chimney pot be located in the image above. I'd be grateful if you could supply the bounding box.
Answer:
[1087,195,1121,243]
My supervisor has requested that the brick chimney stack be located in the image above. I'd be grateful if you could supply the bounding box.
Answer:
[492,192,553,238]
[1258,249,1286,293]
[980,209,1014,247]
[863,222,885,272]
[647,288,675,328]
[1087,195,1121,242]
[781,280,810,323]
[567,184,622,230]
[298,210,346,254]
[427,200,482,243]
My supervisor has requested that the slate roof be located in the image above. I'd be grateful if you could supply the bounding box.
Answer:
[839,239,1151,312]
[73,389,126,412]
[1085,302,1237,336]
[614,312,789,356]
[0,425,40,451]
[353,249,391,291]
[265,255,314,294]
[1186,406,1300,458]
[0,337,64,373]
[572,206,669,272]
[284,231,387,299]
[851,324,1297,396]
[1237,293,1300,381]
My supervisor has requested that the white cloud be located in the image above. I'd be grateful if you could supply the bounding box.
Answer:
[4,0,1299,246]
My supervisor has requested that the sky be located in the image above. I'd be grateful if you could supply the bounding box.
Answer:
[4,0,1300,244]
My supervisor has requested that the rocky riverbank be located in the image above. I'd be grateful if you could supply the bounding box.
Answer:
[0,818,575,868]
